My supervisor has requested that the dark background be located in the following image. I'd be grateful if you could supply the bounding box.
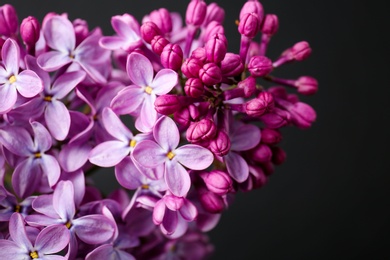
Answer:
[10,0,390,259]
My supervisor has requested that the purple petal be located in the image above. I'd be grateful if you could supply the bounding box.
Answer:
[37,51,72,72]
[72,215,115,244]
[0,240,28,258]
[175,145,214,170]
[0,83,17,113]
[14,70,43,98]
[40,154,61,187]
[132,140,166,168]
[44,16,75,52]
[44,101,70,141]
[53,181,75,222]
[138,94,157,130]
[0,126,33,156]
[164,196,184,211]
[134,160,165,180]
[115,157,143,189]
[2,39,19,75]
[35,224,70,254]
[31,121,52,152]
[126,52,153,86]
[9,212,33,250]
[52,71,86,99]
[86,244,136,260]
[99,36,126,50]
[112,15,140,39]
[77,60,107,85]
[25,214,61,227]
[225,152,249,183]
[58,142,92,172]
[110,86,144,115]
[151,69,178,95]
[75,29,110,64]
[12,158,42,198]
[165,215,187,239]
[89,141,129,167]
[152,199,165,225]
[31,194,58,218]
[59,170,85,208]
[230,123,261,151]
[179,199,197,221]
[102,107,133,141]
[165,163,191,197]
[153,116,179,152]
[43,256,68,260]
[161,209,178,235]
[25,55,51,88]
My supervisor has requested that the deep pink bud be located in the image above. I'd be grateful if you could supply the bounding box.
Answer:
[199,63,222,86]
[245,92,274,117]
[200,170,232,195]
[205,33,227,63]
[174,107,191,127]
[261,14,279,35]
[262,161,275,176]
[260,108,290,129]
[73,19,89,45]
[295,76,318,95]
[238,12,261,38]
[248,55,273,77]
[271,146,286,165]
[203,3,225,26]
[239,0,264,24]
[238,76,256,97]
[0,4,18,36]
[182,58,203,78]
[191,47,207,63]
[202,21,224,42]
[141,21,162,44]
[288,102,316,129]
[155,95,182,115]
[260,128,282,145]
[209,130,230,156]
[149,8,172,34]
[184,78,204,98]
[186,0,207,27]
[290,41,312,61]
[161,43,183,71]
[240,165,267,191]
[151,35,169,55]
[186,118,217,143]
[20,16,40,46]
[198,187,225,213]
[220,53,244,77]
[248,143,272,163]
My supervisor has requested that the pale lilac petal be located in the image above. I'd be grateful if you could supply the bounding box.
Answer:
[115,157,142,189]
[152,199,165,225]
[0,127,33,156]
[135,161,165,180]
[175,145,214,170]
[139,94,157,130]
[44,101,70,141]
[0,240,28,258]
[150,69,178,95]
[14,70,43,98]
[161,209,178,235]
[86,244,136,260]
[179,200,197,221]
[165,215,187,239]
[225,152,249,183]
[42,256,67,260]
[231,123,261,151]
[197,212,221,232]
[126,53,153,86]
[75,30,110,64]
[99,36,126,50]
[72,215,115,244]
[31,121,52,152]
[52,71,86,99]
[110,86,144,115]
[153,116,179,151]
[53,181,75,221]
[165,163,191,197]
[40,154,61,187]
[31,194,58,218]
[37,51,72,72]
[89,141,130,167]
[59,170,85,208]
[9,213,33,250]
[2,39,19,75]
[0,83,17,113]
[132,140,166,168]
[12,159,42,198]
[58,142,92,172]
[44,16,75,52]
[25,214,61,227]
[112,15,140,39]
[35,224,70,254]
[25,55,51,88]
[77,60,107,84]
[102,107,133,141]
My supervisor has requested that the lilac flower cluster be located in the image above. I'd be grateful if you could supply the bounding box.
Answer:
[0,0,317,259]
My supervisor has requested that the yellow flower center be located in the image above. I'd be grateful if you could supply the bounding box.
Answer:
[141,184,149,189]
[34,152,42,159]
[65,221,72,229]
[8,75,16,84]
[166,151,175,160]
[30,251,39,259]
[14,205,21,213]
[130,140,137,147]
[144,86,153,94]
[44,96,52,102]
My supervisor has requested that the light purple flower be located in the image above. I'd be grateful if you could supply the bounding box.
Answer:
[133,116,214,197]
[111,52,178,131]
[0,38,43,113]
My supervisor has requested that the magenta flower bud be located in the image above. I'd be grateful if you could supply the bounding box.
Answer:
[261,14,279,35]
[245,92,274,117]
[248,143,272,163]
[181,57,203,78]
[248,55,273,77]
[151,35,169,55]
[73,19,89,45]
[186,0,207,27]
[260,107,290,129]
[198,188,225,213]
[203,2,225,25]
[191,47,207,63]
[250,165,268,189]
[288,102,316,129]
[149,8,172,34]
[202,21,225,42]
[205,33,227,63]
[174,107,191,127]
[238,12,261,38]
[239,0,264,24]
[186,118,217,143]
[238,76,256,97]
[209,130,230,156]
[20,16,40,46]
[199,63,222,86]
[141,21,162,44]
[271,146,286,165]
[220,53,244,77]
[200,170,232,195]
[295,76,318,95]
[260,128,282,145]
[184,78,204,98]
[290,41,312,61]
[0,4,18,36]
[161,43,183,71]
[155,94,182,115]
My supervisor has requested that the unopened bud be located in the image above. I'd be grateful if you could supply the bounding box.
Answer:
[295,76,318,95]
[155,95,182,115]
[198,187,225,213]
[181,57,203,79]
[184,78,204,98]
[0,4,18,36]
[248,55,273,77]
[205,33,227,63]
[261,14,279,35]
[20,16,40,47]
[191,47,207,63]
[203,2,225,26]
[141,21,162,44]
[202,21,224,42]
[186,118,217,143]
[260,107,290,129]
[151,35,169,55]
[199,63,222,86]
[220,53,244,77]
[161,43,183,71]
[148,8,172,34]
[239,0,264,24]
[248,143,272,163]
[245,92,274,117]
[200,170,232,195]
[186,0,207,27]
[238,12,261,38]
[260,128,282,145]
[271,146,286,165]
[209,130,230,156]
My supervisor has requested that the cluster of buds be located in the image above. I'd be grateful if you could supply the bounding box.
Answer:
[0,1,317,259]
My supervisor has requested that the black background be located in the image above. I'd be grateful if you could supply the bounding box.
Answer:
[9,0,390,259]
